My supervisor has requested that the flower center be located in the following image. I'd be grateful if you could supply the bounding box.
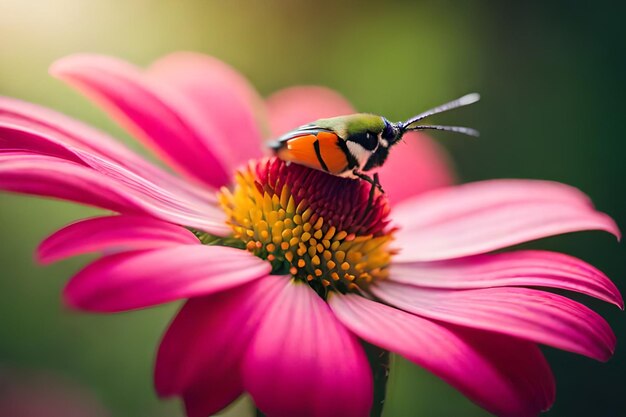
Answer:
[217,157,395,296]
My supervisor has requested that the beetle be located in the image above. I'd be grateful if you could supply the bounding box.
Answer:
[269,93,480,193]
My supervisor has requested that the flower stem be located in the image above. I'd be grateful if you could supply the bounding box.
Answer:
[362,341,390,417]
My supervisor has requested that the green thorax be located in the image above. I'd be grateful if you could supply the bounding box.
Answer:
[313,113,385,139]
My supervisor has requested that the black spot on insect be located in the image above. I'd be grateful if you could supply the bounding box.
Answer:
[350,131,378,151]
[312,139,329,172]
[337,139,359,169]
[363,146,390,171]
[382,119,397,142]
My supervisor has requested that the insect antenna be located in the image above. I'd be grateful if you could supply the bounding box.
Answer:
[400,93,480,137]
[409,124,479,137]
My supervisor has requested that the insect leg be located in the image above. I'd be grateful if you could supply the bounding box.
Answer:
[353,170,385,209]
[373,173,384,193]
[353,170,384,192]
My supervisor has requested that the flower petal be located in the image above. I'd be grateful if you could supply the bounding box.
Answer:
[37,215,199,264]
[156,276,288,416]
[396,179,596,223]
[0,119,214,204]
[0,98,216,202]
[242,280,372,417]
[0,153,139,212]
[0,122,84,163]
[70,149,224,221]
[64,245,270,312]
[0,153,228,235]
[372,282,616,361]
[265,86,355,137]
[0,122,224,225]
[181,372,241,417]
[149,52,266,166]
[375,132,454,204]
[329,294,555,417]
[391,250,623,308]
[394,180,620,262]
[50,54,232,188]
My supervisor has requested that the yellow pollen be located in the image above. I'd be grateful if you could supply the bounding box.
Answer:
[332,232,345,242]
[217,162,394,293]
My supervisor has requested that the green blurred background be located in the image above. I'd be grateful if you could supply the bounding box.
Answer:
[0,1,624,416]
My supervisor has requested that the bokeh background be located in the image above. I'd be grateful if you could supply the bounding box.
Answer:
[0,1,624,416]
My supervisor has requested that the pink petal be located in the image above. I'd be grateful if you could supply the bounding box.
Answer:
[0,153,229,235]
[391,250,623,308]
[393,180,620,262]
[242,280,372,417]
[155,276,288,417]
[395,179,595,229]
[0,122,224,228]
[0,97,213,200]
[265,86,355,137]
[181,372,241,417]
[329,294,555,417]
[0,95,145,162]
[0,122,84,163]
[50,54,232,188]
[71,149,223,221]
[38,215,199,264]
[149,52,266,166]
[0,120,223,209]
[64,245,270,312]
[0,96,213,202]
[374,132,454,204]
[0,153,138,212]
[372,282,616,361]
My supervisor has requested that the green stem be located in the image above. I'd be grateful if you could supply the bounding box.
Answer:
[363,341,390,417]
[255,407,266,417]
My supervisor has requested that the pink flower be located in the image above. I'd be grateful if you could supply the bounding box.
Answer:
[0,52,621,417]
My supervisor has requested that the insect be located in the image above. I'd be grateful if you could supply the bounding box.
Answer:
[269,93,480,195]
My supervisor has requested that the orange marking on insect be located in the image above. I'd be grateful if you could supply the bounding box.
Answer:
[275,131,349,175]
[315,131,349,175]
[275,134,324,171]
[316,131,337,141]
